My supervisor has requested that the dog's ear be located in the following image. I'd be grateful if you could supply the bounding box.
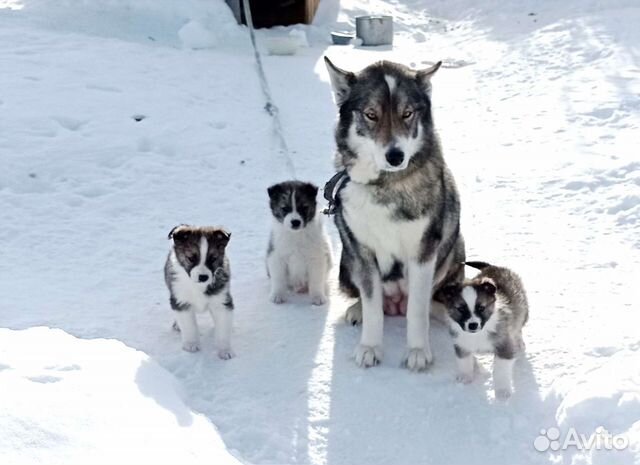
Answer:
[213,229,231,249]
[478,277,497,296]
[300,182,319,201]
[267,184,285,200]
[168,224,188,240]
[433,282,461,304]
[416,61,442,93]
[324,57,355,106]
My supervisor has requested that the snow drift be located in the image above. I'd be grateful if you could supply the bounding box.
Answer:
[0,327,243,465]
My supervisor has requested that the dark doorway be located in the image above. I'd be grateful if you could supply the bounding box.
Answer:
[226,0,320,28]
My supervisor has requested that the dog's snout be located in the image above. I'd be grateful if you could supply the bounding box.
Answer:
[291,219,301,229]
[385,147,404,167]
[198,274,209,283]
[467,322,479,331]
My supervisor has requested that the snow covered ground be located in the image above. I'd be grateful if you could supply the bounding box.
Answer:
[0,0,638,464]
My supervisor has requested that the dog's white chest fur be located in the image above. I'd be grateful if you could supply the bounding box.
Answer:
[267,216,331,305]
[342,182,428,267]
[271,220,330,284]
[169,252,223,311]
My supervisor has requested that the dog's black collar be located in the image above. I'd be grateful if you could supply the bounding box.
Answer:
[323,170,350,215]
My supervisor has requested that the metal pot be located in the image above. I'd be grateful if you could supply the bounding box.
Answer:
[355,15,393,46]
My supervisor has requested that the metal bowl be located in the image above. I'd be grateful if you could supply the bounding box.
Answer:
[355,15,393,46]
[331,31,355,45]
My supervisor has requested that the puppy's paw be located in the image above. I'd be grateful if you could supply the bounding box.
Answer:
[217,348,235,360]
[310,294,327,306]
[495,387,512,400]
[403,348,433,372]
[456,372,474,384]
[345,301,362,325]
[270,292,287,304]
[354,344,382,368]
[182,341,200,353]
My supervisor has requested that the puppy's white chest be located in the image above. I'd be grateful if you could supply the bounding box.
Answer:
[342,183,428,260]
[454,330,494,354]
[271,223,329,281]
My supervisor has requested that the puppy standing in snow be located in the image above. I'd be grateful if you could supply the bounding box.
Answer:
[434,262,528,399]
[164,225,235,359]
[266,181,332,306]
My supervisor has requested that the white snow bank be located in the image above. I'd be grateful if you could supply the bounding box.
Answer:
[0,327,244,465]
[179,20,219,50]
[547,350,640,464]
[7,0,247,48]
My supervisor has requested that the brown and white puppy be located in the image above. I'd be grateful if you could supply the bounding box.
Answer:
[434,262,528,399]
[164,225,234,359]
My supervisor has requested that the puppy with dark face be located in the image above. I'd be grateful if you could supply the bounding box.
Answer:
[438,278,498,333]
[266,181,332,305]
[434,262,529,399]
[164,225,235,359]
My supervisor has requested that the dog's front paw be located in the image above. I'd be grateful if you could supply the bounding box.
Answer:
[182,341,200,353]
[495,387,512,400]
[403,347,433,372]
[456,372,474,384]
[270,292,287,304]
[345,301,362,325]
[217,348,235,360]
[354,344,382,368]
[310,294,327,306]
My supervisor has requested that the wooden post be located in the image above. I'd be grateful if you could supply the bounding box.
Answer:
[304,0,320,24]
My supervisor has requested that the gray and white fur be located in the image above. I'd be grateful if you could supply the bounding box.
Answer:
[266,181,332,306]
[434,261,529,399]
[325,57,465,371]
[164,224,235,359]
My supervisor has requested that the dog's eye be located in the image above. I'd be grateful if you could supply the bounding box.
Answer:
[364,110,378,122]
[476,305,485,313]
[402,110,414,119]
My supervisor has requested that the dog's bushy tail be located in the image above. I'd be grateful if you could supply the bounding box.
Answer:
[464,261,492,270]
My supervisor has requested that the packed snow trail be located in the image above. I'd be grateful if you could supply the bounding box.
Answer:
[1,1,639,464]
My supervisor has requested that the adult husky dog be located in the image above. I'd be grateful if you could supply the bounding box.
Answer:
[324,57,465,371]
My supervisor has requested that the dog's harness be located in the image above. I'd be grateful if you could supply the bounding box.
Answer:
[323,170,350,215]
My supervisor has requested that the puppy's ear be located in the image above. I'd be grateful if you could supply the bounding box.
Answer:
[168,224,188,240]
[267,184,284,200]
[416,61,442,93]
[478,278,497,296]
[300,182,319,201]
[213,229,231,249]
[433,283,461,304]
[324,57,356,106]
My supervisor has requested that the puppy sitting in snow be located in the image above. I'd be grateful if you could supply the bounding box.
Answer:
[266,181,332,305]
[164,225,235,359]
[434,261,528,399]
